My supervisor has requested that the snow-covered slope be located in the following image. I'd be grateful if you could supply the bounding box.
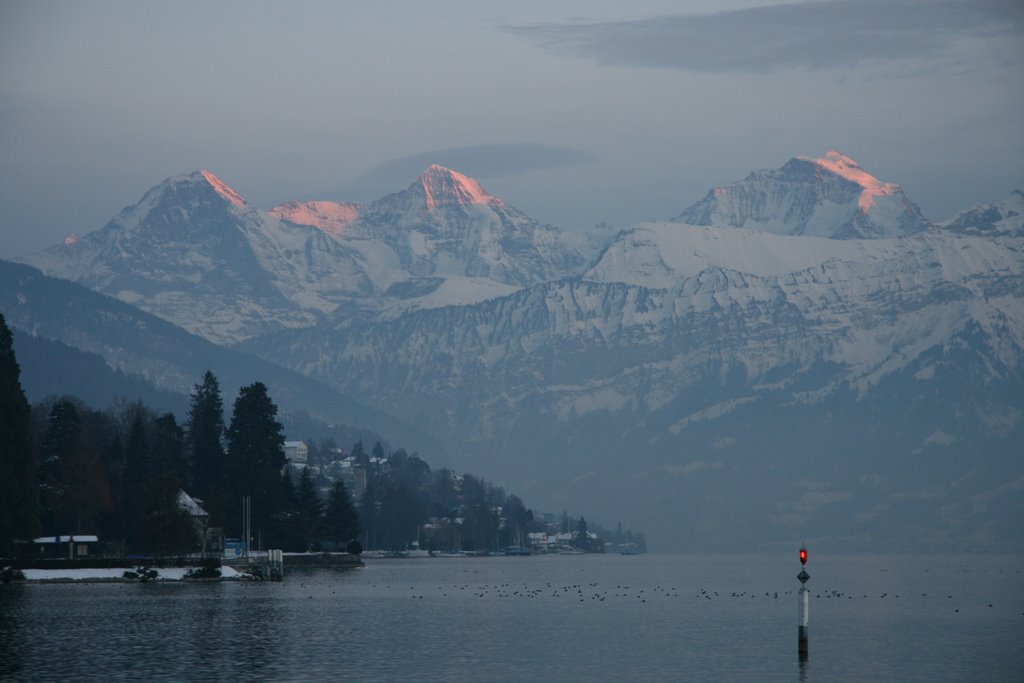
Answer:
[11,154,1024,549]
[242,218,1024,548]
[18,167,582,343]
[269,200,362,236]
[18,171,380,344]
[345,165,582,287]
[255,225,1024,437]
[940,190,1024,236]
[674,151,930,239]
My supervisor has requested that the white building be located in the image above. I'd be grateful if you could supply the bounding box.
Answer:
[284,440,308,464]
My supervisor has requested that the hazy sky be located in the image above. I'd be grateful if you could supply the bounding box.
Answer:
[1,0,1021,258]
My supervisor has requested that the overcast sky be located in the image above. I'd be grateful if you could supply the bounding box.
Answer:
[1,0,1021,257]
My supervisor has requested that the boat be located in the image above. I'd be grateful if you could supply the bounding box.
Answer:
[404,541,431,558]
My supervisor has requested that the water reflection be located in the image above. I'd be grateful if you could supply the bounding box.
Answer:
[222,584,285,678]
[0,585,28,677]
[190,583,227,678]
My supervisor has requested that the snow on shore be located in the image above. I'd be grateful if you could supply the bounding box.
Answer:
[19,566,241,582]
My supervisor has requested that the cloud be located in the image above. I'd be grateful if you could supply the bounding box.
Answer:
[507,0,1024,73]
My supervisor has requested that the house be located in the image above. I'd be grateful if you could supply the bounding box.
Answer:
[284,440,308,464]
[30,534,99,559]
[177,490,212,551]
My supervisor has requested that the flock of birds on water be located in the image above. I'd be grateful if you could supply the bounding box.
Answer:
[290,569,1018,614]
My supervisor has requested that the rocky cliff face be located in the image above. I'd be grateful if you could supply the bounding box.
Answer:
[939,189,1024,236]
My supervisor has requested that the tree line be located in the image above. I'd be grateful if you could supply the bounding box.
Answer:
[0,308,362,557]
[1,312,624,558]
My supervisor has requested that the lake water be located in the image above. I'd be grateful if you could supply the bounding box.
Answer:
[1,553,1022,682]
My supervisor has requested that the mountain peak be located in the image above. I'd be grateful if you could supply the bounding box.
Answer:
[796,151,899,212]
[196,170,247,207]
[674,152,928,239]
[159,169,248,208]
[415,164,501,210]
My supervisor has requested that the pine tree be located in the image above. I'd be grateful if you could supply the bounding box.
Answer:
[323,479,360,550]
[39,400,110,535]
[151,413,187,484]
[135,474,197,558]
[0,313,38,554]
[294,467,323,551]
[123,410,149,487]
[186,371,224,525]
[224,382,287,540]
[358,471,380,549]
[573,516,592,552]
[122,409,150,547]
[39,400,82,533]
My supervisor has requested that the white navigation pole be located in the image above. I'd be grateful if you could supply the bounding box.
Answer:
[798,544,810,661]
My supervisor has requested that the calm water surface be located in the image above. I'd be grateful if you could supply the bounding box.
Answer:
[1,553,1022,682]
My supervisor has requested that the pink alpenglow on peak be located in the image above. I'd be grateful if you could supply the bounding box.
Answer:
[801,151,900,212]
[269,201,361,236]
[418,164,503,211]
[200,170,247,207]
[63,234,79,246]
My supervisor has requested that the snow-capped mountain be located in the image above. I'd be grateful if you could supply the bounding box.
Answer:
[242,218,1024,548]
[19,166,582,343]
[250,223,1024,447]
[19,170,377,344]
[12,153,1023,549]
[344,164,582,287]
[940,189,1024,236]
[674,150,930,239]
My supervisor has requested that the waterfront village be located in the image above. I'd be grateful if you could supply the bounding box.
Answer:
[2,436,645,584]
[0,340,644,583]
[285,439,646,558]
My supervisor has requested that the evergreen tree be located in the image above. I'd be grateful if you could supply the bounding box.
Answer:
[0,313,38,554]
[39,400,82,533]
[122,409,150,547]
[134,474,197,558]
[351,439,368,466]
[572,516,598,552]
[294,467,322,551]
[387,449,430,492]
[323,479,360,550]
[502,494,531,547]
[224,382,287,541]
[186,371,225,525]
[358,472,380,549]
[123,409,150,486]
[151,413,187,484]
[378,486,426,551]
[39,400,111,534]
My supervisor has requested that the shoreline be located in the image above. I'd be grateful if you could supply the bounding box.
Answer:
[8,566,244,584]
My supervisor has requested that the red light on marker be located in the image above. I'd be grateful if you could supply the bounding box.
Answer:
[799,546,808,565]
